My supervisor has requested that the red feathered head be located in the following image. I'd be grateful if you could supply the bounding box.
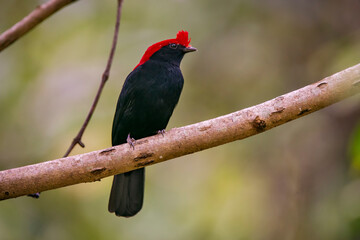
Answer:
[134,30,192,69]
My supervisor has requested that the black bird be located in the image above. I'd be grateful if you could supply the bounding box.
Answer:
[108,30,196,217]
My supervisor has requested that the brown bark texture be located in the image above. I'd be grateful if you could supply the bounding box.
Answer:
[0,63,359,200]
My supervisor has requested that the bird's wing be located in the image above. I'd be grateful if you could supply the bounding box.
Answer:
[111,71,139,146]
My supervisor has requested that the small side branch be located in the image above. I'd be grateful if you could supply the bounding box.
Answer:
[63,0,124,158]
[0,63,359,200]
[0,0,77,52]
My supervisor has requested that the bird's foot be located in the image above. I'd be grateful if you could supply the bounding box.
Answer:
[27,192,40,199]
[127,133,136,149]
[157,129,166,137]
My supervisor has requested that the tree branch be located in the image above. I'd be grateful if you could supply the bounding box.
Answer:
[1,63,359,200]
[63,0,123,158]
[0,0,77,52]
[26,0,123,199]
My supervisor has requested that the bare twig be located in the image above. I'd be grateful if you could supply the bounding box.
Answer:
[63,0,124,158]
[1,62,359,200]
[26,0,123,199]
[0,0,77,52]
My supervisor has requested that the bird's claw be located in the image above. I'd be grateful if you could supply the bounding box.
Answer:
[127,133,136,149]
[157,129,166,137]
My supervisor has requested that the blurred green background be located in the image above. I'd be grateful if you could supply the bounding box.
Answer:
[1,0,360,239]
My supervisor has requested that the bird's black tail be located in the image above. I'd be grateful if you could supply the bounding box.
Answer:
[108,168,145,217]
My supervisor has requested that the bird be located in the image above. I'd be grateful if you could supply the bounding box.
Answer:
[108,30,196,217]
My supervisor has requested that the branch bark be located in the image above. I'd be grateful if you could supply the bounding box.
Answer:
[0,0,77,52]
[0,63,359,200]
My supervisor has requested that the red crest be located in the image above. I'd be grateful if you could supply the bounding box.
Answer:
[134,30,192,69]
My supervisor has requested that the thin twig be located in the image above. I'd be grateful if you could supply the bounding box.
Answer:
[63,0,124,158]
[28,0,123,199]
[0,0,77,52]
[1,62,359,200]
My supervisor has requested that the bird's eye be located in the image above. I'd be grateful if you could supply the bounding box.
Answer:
[169,43,178,49]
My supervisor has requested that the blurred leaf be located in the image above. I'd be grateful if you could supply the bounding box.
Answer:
[350,123,360,175]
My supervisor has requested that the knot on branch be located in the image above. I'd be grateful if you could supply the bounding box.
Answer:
[134,152,154,161]
[90,167,107,175]
[252,116,266,131]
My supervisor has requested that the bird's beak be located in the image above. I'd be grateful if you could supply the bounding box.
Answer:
[183,46,197,53]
